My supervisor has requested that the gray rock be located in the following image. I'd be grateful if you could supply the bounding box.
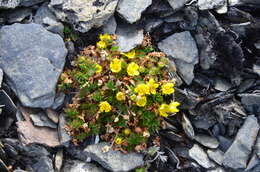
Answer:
[174,59,195,85]
[167,0,189,11]
[54,149,63,172]
[34,3,64,37]
[19,0,45,7]
[0,68,3,88]
[6,8,32,24]
[61,160,104,172]
[245,154,260,171]
[213,77,232,91]
[0,0,44,9]
[51,92,65,110]
[0,23,67,108]
[240,93,260,113]
[158,31,198,85]
[229,0,260,6]
[45,109,59,124]
[102,16,117,34]
[256,135,260,158]
[223,115,260,169]
[198,0,226,10]
[207,149,224,165]
[253,64,260,76]
[195,134,219,149]
[181,114,195,139]
[116,24,143,52]
[116,0,152,23]
[207,167,225,172]
[158,31,198,64]
[84,142,144,172]
[30,111,57,129]
[58,113,71,147]
[32,156,54,172]
[49,0,118,33]
[0,0,20,9]
[189,144,215,169]
[144,18,163,33]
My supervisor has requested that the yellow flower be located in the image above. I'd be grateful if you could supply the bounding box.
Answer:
[122,49,135,59]
[169,101,180,113]
[161,83,175,95]
[99,101,111,112]
[116,92,125,101]
[99,33,111,41]
[97,41,107,49]
[110,58,122,73]
[136,95,147,107]
[130,94,137,101]
[115,137,123,144]
[134,84,150,95]
[147,78,159,94]
[123,128,131,135]
[95,64,102,74]
[127,62,140,76]
[159,104,169,117]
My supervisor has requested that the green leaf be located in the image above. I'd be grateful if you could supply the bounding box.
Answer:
[106,80,116,90]
[111,46,119,52]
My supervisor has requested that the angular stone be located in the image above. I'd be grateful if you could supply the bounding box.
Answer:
[195,134,219,149]
[0,0,20,9]
[102,16,117,34]
[16,107,60,147]
[240,93,260,113]
[6,8,32,24]
[49,0,118,33]
[84,142,144,172]
[158,31,198,85]
[167,0,189,11]
[58,113,71,147]
[174,59,195,85]
[61,160,104,172]
[45,109,59,124]
[0,23,67,108]
[116,24,143,52]
[30,111,57,129]
[189,144,215,169]
[158,31,198,64]
[34,3,64,36]
[0,68,3,88]
[223,115,260,169]
[32,156,54,172]
[256,135,260,158]
[51,92,65,110]
[116,0,152,23]
[207,149,224,165]
[198,0,226,10]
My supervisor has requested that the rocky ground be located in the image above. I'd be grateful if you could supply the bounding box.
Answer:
[0,0,260,172]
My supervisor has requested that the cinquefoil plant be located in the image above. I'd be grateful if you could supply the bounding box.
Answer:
[59,34,180,152]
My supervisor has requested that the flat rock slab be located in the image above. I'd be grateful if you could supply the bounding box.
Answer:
[223,115,260,169]
[189,144,215,169]
[116,24,144,52]
[158,31,198,85]
[198,0,226,10]
[84,142,144,172]
[240,93,260,113]
[117,0,152,23]
[195,134,219,149]
[167,0,189,11]
[61,160,104,172]
[49,0,118,33]
[16,107,60,147]
[0,23,67,108]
